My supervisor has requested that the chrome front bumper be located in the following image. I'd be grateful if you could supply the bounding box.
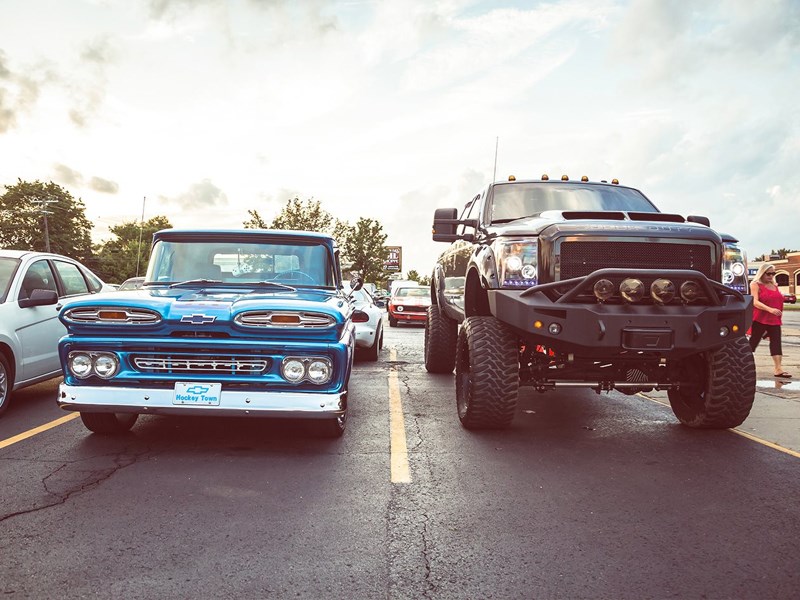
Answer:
[58,384,346,419]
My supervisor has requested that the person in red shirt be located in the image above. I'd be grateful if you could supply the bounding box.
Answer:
[749,263,790,378]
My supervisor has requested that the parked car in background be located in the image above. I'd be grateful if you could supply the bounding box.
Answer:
[118,276,145,291]
[344,283,384,361]
[0,250,113,415]
[784,292,797,304]
[388,286,430,327]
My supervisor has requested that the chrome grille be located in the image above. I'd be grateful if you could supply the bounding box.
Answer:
[64,307,161,324]
[131,354,270,375]
[235,311,335,328]
[559,241,714,280]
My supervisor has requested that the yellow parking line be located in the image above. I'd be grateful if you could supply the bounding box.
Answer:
[0,412,80,450]
[388,348,411,483]
[638,393,800,458]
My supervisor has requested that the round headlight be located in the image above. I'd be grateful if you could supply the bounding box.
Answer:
[505,255,523,272]
[282,359,305,382]
[593,279,615,302]
[650,278,676,305]
[731,262,745,277]
[619,278,645,302]
[307,360,332,384]
[94,354,119,379]
[680,281,701,303]
[521,264,536,280]
[396,305,404,312]
[69,353,93,378]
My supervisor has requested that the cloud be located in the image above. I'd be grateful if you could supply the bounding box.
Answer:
[52,163,84,186]
[164,179,229,210]
[0,50,42,133]
[89,177,119,194]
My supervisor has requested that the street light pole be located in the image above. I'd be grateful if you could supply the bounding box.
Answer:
[28,196,58,252]
[135,196,146,277]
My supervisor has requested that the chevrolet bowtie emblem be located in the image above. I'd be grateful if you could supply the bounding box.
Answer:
[181,314,216,325]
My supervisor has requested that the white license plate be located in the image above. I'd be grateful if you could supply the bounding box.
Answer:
[173,382,222,406]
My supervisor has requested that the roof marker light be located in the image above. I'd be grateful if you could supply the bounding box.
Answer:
[561,175,569,181]
[612,178,619,184]
[541,174,549,180]
[508,175,516,181]
[581,175,589,182]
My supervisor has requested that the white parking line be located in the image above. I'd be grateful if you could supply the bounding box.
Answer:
[388,348,411,483]
[0,413,80,450]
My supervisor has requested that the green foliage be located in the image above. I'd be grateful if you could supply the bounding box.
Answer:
[407,270,420,282]
[753,248,798,262]
[0,179,94,263]
[271,198,333,232]
[339,217,390,284]
[243,209,269,229]
[94,216,172,283]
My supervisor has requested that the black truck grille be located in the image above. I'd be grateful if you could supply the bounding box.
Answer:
[559,241,714,280]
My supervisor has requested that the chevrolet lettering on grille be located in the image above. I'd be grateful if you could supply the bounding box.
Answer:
[181,314,216,325]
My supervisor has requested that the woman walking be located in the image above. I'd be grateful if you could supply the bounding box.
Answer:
[749,263,790,378]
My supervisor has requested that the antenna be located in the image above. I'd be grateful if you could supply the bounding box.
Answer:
[492,136,499,182]
[135,196,146,277]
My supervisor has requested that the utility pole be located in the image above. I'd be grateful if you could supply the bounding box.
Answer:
[29,196,58,252]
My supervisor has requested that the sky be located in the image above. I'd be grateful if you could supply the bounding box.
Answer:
[1,0,798,277]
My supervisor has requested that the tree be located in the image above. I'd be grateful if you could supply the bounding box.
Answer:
[407,269,421,282]
[753,248,798,261]
[339,217,390,284]
[271,198,333,232]
[0,179,94,262]
[94,216,172,283]
[243,209,269,229]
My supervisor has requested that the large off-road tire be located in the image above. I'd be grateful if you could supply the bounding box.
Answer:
[667,337,756,428]
[424,305,458,374]
[0,353,12,417]
[455,316,519,429]
[80,412,139,434]
[364,324,383,362]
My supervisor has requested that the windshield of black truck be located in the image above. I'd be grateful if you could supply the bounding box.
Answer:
[490,183,658,223]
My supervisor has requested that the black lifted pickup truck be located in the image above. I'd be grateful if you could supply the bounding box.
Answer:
[425,174,755,430]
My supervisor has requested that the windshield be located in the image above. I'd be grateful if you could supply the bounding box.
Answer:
[490,182,658,223]
[395,287,427,297]
[146,240,335,288]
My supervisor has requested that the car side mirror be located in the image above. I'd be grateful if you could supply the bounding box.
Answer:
[433,208,478,242]
[18,289,58,309]
[349,276,364,292]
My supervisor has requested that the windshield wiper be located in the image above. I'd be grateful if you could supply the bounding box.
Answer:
[248,281,297,292]
[169,279,223,288]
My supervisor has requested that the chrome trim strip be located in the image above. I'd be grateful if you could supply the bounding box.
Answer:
[63,307,162,324]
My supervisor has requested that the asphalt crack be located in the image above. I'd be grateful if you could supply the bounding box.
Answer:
[0,447,151,524]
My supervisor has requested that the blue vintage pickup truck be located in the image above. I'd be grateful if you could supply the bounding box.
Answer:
[57,229,359,437]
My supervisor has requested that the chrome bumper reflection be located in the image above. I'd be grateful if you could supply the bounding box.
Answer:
[58,383,346,419]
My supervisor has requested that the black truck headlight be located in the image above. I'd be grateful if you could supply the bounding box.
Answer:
[492,238,538,288]
[722,242,748,293]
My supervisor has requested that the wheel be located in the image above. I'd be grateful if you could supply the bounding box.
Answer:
[0,353,12,417]
[455,316,519,429]
[364,324,383,361]
[273,270,316,284]
[388,315,397,327]
[424,305,458,373]
[667,336,756,428]
[307,413,347,438]
[80,412,139,434]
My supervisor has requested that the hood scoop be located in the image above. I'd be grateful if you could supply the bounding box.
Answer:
[560,211,687,223]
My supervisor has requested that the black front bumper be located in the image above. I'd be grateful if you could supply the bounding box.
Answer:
[488,269,752,359]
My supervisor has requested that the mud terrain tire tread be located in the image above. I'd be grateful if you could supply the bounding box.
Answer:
[456,316,519,429]
[424,305,458,373]
[667,336,756,429]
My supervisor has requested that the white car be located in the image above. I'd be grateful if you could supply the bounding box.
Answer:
[0,250,113,415]
[345,284,384,361]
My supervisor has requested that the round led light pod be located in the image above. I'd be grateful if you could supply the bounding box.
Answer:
[593,279,615,302]
[282,358,306,382]
[680,281,701,303]
[505,255,523,272]
[521,264,536,280]
[619,278,645,303]
[650,278,676,305]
